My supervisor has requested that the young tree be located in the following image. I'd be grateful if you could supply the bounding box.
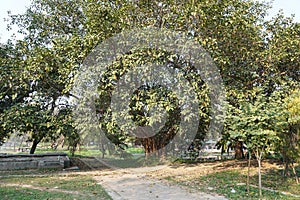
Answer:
[226,88,282,197]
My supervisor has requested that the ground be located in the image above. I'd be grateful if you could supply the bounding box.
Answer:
[0,158,299,200]
[95,165,226,200]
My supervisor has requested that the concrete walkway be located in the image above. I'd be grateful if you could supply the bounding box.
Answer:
[94,166,227,200]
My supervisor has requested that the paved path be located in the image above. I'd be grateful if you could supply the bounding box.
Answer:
[94,166,227,200]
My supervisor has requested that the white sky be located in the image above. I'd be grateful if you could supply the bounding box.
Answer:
[0,0,299,43]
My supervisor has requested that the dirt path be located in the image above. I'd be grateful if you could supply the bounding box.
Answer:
[94,166,227,200]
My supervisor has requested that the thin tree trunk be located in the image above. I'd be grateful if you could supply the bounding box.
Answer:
[71,147,75,156]
[101,144,105,159]
[30,139,40,154]
[256,149,262,198]
[284,157,290,177]
[61,139,65,148]
[291,162,299,184]
[247,150,251,194]
[18,136,24,152]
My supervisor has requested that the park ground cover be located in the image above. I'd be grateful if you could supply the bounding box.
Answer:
[0,157,299,200]
[150,159,300,200]
[0,173,112,200]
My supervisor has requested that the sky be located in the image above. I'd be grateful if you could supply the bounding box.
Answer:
[0,0,299,43]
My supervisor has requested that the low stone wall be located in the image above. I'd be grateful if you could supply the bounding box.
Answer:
[0,153,70,171]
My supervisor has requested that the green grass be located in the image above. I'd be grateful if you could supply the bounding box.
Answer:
[258,167,300,196]
[0,187,84,200]
[125,147,144,154]
[167,167,300,200]
[34,149,70,154]
[195,170,292,200]
[104,155,166,168]
[0,169,53,176]
[0,174,112,200]
[35,147,144,157]
[73,149,103,157]
[105,153,170,168]
[5,145,145,159]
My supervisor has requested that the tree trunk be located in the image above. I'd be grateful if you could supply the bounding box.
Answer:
[284,159,290,177]
[70,147,75,156]
[61,139,65,148]
[30,139,40,154]
[141,137,158,158]
[247,151,251,194]
[255,149,262,198]
[234,141,245,159]
[138,125,177,160]
[282,149,291,177]
[291,162,299,184]
[100,144,106,159]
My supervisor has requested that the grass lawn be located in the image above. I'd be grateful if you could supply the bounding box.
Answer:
[188,170,298,200]
[0,187,87,200]
[104,155,168,168]
[2,148,299,199]
[0,174,112,200]
[165,160,300,200]
[34,147,144,157]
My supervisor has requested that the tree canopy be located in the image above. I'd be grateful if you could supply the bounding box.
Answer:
[0,0,299,169]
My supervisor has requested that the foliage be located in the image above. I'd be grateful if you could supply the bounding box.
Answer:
[72,0,273,156]
[277,89,300,179]
[0,42,31,145]
[228,88,283,152]
[287,89,300,161]
[0,0,299,158]
[223,87,286,196]
[0,0,88,153]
